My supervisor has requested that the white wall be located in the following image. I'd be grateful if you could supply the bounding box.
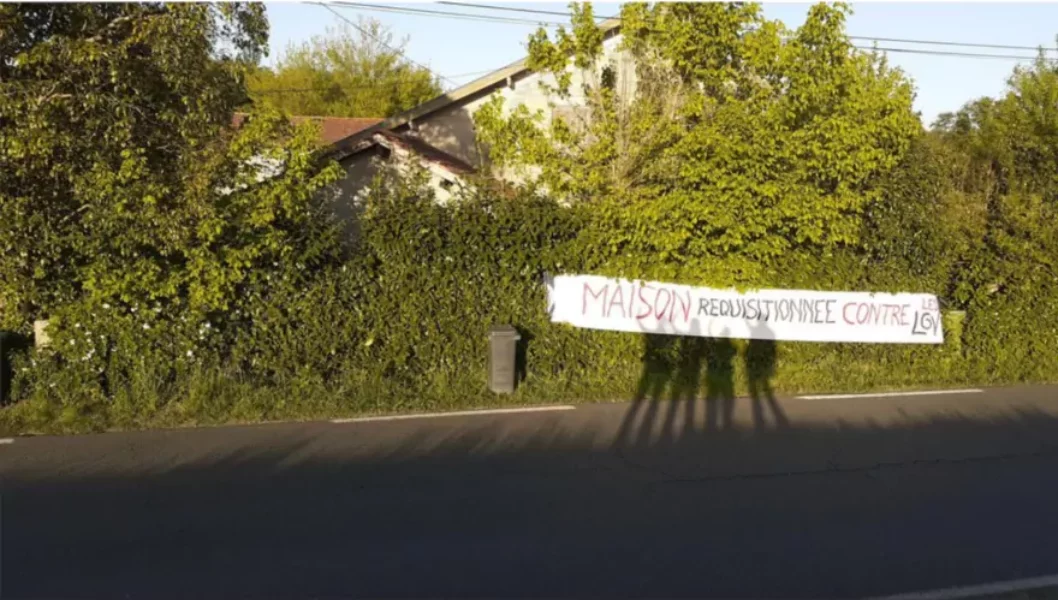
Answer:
[411,33,634,171]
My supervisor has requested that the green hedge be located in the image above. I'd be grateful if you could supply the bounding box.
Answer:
[1,154,1054,435]
[6,3,1058,436]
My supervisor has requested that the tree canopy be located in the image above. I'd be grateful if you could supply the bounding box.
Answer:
[0,3,340,334]
[247,16,443,118]
[930,55,1058,303]
[474,2,921,283]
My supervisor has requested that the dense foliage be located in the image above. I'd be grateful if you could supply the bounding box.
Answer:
[475,2,920,284]
[932,56,1058,382]
[0,3,343,428]
[247,17,442,118]
[3,2,1058,434]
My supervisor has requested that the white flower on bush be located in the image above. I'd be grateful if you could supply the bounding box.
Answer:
[142,323,151,330]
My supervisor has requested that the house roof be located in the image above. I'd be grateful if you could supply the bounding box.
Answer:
[329,17,623,156]
[365,130,476,176]
[231,113,384,146]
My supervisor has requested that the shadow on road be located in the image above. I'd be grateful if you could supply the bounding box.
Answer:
[746,335,789,431]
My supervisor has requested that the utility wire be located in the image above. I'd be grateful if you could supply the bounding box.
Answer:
[848,35,1057,53]
[250,46,1040,99]
[438,2,612,20]
[328,2,567,27]
[279,0,1056,100]
[445,68,498,79]
[310,2,460,88]
[245,3,1049,100]
[853,46,1048,61]
[437,1,1058,56]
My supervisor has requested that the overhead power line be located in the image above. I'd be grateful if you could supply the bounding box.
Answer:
[253,3,1054,100]
[438,1,613,20]
[309,2,460,88]
[327,2,567,27]
[850,46,1049,60]
[251,1,1053,101]
[445,68,498,79]
[853,46,1046,61]
[848,35,1057,53]
[437,1,1058,57]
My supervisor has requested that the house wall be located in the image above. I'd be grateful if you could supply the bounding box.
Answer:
[410,33,634,171]
[328,142,464,245]
[327,148,382,247]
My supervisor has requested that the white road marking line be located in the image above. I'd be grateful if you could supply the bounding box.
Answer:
[0,438,13,445]
[868,573,1058,600]
[331,405,577,424]
[797,388,984,401]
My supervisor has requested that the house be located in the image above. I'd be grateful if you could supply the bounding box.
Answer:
[231,112,478,207]
[236,17,628,238]
[326,17,628,206]
[332,129,476,207]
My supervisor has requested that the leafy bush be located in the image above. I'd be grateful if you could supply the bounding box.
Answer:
[5,2,1058,435]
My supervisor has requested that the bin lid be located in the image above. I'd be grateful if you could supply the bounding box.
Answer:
[488,324,521,339]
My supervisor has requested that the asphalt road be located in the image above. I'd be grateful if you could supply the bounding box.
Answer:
[5,385,1058,598]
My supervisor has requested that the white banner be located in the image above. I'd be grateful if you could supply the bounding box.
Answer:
[546,274,944,344]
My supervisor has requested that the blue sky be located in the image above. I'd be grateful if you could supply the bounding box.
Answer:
[264,2,1058,126]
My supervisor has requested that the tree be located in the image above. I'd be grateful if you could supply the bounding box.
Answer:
[474,2,921,284]
[0,3,341,335]
[247,17,442,118]
[930,56,1058,307]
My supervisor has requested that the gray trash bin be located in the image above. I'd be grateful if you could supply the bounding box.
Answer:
[488,325,521,394]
